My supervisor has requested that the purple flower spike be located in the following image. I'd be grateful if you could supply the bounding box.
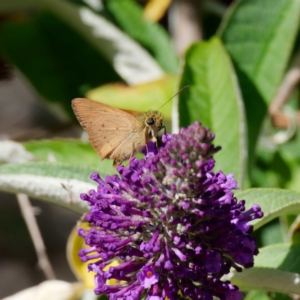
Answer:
[78,121,263,300]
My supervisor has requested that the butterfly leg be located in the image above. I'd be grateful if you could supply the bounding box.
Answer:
[128,143,136,165]
[155,139,158,148]
[156,126,167,148]
[144,129,149,153]
[113,159,122,168]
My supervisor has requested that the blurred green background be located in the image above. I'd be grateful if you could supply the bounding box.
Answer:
[1,0,300,299]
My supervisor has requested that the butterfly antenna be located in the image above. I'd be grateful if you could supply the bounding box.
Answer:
[157,85,189,110]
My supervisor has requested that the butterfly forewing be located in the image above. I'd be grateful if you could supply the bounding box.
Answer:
[72,98,139,160]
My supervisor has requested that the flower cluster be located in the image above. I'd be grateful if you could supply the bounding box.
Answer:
[78,121,263,300]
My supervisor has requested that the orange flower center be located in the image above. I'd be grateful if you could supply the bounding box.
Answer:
[146,271,153,278]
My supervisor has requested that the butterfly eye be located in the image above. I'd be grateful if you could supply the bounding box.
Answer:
[146,118,154,125]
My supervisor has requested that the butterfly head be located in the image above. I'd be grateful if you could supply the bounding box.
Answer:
[145,110,164,129]
[140,110,165,141]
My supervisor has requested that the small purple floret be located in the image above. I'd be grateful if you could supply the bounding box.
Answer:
[137,265,159,288]
[78,121,263,300]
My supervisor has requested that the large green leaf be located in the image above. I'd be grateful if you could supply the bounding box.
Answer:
[86,75,179,132]
[255,244,300,271]
[258,219,284,247]
[42,0,164,85]
[104,0,179,73]
[232,267,300,294]
[0,0,164,116]
[236,188,300,230]
[0,11,120,117]
[278,132,300,193]
[0,140,35,164]
[0,0,36,10]
[231,244,300,294]
[179,37,246,185]
[244,291,271,300]
[0,162,100,213]
[23,139,116,174]
[219,0,300,170]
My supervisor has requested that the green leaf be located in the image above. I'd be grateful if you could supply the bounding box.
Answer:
[179,37,246,184]
[0,140,35,164]
[0,0,164,117]
[244,291,271,300]
[98,295,109,300]
[105,0,179,73]
[258,219,284,246]
[219,0,300,170]
[23,139,116,174]
[0,162,100,213]
[251,149,292,189]
[0,11,120,117]
[255,244,300,271]
[231,244,300,294]
[0,0,36,11]
[0,162,97,181]
[86,74,179,131]
[236,188,300,230]
[278,132,300,193]
[232,267,300,294]
[43,0,164,85]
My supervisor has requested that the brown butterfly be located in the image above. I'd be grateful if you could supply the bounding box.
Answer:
[72,98,166,167]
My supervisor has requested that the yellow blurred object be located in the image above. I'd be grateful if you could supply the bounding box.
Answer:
[144,0,172,22]
[104,260,121,285]
[67,222,121,289]
[67,222,96,288]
